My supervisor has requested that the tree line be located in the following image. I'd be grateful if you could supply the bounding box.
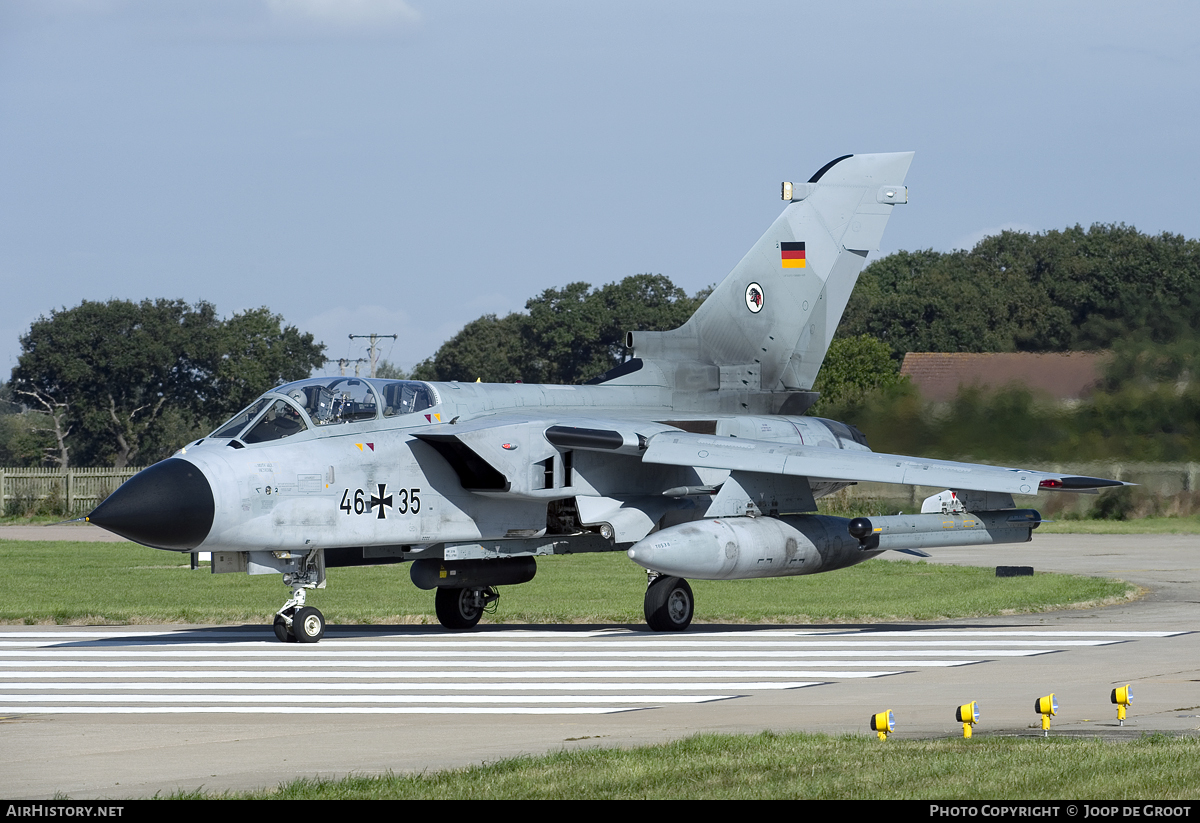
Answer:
[3,222,1197,468]
[408,274,710,385]
[822,224,1200,461]
[840,223,1200,359]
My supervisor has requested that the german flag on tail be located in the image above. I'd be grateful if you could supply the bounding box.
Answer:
[781,241,806,269]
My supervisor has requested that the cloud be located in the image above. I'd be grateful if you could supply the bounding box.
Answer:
[950,222,1041,252]
[265,0,420,30]
[0,0,422,41]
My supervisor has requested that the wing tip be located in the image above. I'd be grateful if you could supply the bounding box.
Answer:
[1040,476,1128,491]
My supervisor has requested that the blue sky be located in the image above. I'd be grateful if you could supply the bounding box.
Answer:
[3,1,1198,376]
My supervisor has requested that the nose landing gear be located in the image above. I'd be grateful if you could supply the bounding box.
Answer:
[272,614,296,643]
[274,585,327,643]
[272,551,327,643]
[292,606,326,642]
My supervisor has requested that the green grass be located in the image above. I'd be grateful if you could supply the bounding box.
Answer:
[0,540,1135,626]
[817,494,1200,534]
[0,513,77,525]
[1038,515,1200,534]
[174,731,1200,799]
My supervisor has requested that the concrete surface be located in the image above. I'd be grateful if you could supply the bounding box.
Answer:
[0,532,1195,799]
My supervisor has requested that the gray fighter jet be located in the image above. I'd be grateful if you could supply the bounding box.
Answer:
[86,152,1123,642]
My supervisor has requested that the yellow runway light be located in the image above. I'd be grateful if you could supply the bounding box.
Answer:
[1035,694,1057,736]
[1111,685,1132,726]
[955,701,979,739]
[870,709,895,741]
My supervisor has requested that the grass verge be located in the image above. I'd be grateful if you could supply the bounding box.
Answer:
[0,540,1136,626]
[1037,516,1200,534]
[174,731,1200,799]
[817,494,1200,534]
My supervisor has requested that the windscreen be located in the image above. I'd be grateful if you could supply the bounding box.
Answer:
[210,398,270,438]
[243,399,309,443]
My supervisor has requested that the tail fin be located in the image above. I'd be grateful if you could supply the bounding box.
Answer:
[627,152,913,392]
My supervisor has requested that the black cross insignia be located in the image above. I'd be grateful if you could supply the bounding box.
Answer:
[369,483,393,519]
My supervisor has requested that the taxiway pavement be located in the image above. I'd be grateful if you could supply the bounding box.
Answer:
[0,531,1196,799]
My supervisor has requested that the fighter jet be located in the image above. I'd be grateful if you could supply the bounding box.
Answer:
[86,152,1123,642]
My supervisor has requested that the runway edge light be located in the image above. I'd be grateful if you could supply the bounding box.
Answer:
[955,701,979,739]
[1111,685,1132,726]
[870,709,895,741]
[1035,694,1057,736]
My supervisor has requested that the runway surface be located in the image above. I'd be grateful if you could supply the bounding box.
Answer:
[1,532,1197,798]
[1,626,1181,716]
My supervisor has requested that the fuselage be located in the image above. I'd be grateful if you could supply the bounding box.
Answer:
[95,375,870,555]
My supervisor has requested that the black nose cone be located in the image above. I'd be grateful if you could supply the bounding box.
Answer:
[87,458,215,550]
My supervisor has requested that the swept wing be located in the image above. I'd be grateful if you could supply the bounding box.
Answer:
[641,430,1125,495]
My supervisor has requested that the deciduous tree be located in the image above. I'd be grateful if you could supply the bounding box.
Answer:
[414,274,710,384]
[11,300,325,467]
[841,224,1200,359]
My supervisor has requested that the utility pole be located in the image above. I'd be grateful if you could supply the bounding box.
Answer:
[348,334,398,378]
[337,358,369,377]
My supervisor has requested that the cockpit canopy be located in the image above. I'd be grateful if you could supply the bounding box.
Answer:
[208,377,438,443]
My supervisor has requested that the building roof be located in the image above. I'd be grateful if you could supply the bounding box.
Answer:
[899,352,1108,402]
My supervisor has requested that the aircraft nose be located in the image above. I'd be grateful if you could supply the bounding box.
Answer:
[87,458,215,550]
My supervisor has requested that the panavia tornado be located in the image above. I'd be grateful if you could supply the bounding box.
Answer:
[86,152,1124,642]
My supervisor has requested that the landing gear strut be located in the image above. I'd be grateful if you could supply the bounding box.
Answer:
[273,550,326,643]
[644,574,694,632]
[435,586,498,630]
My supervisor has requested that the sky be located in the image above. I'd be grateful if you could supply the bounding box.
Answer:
[3,0,1199,378]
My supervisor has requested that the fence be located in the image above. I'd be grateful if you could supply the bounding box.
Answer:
[4,460,1199,518]
[1,467,138,517]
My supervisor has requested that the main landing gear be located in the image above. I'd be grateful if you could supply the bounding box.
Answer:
[644,573,694,632]
[435,586,498,630]
[409,557,527,632]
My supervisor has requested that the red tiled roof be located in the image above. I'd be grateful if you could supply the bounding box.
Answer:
[899,352,1108,402]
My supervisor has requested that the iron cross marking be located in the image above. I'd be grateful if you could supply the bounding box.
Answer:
[369,484,393,519]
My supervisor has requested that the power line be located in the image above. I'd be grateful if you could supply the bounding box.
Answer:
[336,357,369,377]
[348,334,398,378]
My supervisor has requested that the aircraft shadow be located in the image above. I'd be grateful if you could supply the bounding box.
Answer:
[45,618,1056,647]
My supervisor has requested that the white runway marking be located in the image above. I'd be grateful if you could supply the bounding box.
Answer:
[0,649,1067,659]
[0,627,1184,716]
